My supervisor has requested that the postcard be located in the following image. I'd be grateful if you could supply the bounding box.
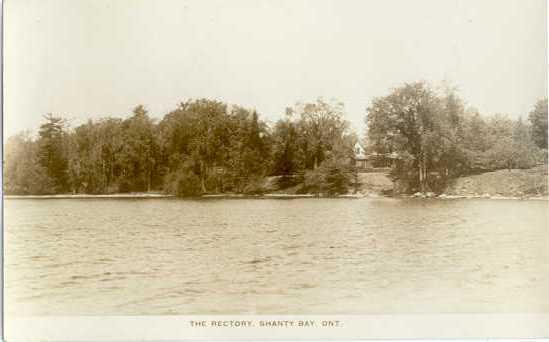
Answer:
[2,0,548,340]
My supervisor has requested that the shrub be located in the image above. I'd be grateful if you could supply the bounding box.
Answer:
[275,174,302,189]
[242,176,267,195]
[324,164,352,195]
[118,179,132,193]
[301,168,324,194]
[301,158,353,195]
[164,169,202,197]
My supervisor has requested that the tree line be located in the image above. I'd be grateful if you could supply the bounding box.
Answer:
[4,98,356,196]
[366,82,548,193]
[4,82,547,196]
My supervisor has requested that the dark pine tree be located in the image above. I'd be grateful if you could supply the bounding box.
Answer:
[37,114,69,193]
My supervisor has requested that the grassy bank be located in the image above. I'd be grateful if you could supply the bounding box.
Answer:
[443,165,548,198]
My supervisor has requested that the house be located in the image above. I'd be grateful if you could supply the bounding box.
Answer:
[352,142,369,169]
[353,142,400,172]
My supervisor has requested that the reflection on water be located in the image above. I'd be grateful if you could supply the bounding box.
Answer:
[4,198,549,315]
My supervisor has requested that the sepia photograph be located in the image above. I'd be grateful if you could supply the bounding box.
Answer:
[2,0,549,340]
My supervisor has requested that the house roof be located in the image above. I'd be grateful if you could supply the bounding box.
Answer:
[353,142,401,160]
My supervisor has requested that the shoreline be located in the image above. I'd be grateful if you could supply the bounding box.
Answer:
[409,193,549,201]
[3,193,175,199]
[3,192,548,201]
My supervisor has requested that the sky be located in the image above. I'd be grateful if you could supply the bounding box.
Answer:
[3,0,547,139]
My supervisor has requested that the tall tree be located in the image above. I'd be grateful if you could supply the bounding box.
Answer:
[528,98,548,149]
[37,114,70,192]
[292,98,350,170]
[271,114,301,176]
[366,82,443,192]
[119,105,158,192]
[4,132,55,194]
[69,118,125,193]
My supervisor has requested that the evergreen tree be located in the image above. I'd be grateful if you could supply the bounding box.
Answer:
[528,98,548,149]
[119,105,158,192]
[37,114,69,193]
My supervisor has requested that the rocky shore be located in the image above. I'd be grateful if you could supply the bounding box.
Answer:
[353,166,548,201]
[441,166,548,199]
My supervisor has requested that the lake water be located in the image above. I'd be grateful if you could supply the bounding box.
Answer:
[4,198,549,315]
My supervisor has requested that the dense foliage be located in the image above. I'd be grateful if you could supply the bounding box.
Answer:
[528,98,548,150]
[4,98,356,196]
[4,87,547,196]
[366,82,547,193]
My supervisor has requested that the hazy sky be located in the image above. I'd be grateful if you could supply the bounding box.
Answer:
[3,0,547,138]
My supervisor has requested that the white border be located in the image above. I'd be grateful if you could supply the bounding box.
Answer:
[5,314,549,340]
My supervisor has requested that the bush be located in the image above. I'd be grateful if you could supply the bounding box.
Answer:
[301,158,353,195]
[301,168,324,194]
[118,179,132,193]
[242,176,267,195]
[275,174,302,189]
[164,169,202,197]
[324,165,352,195]
[534,148,548,165]
[484,137,538,171]
[5,166,57,195]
